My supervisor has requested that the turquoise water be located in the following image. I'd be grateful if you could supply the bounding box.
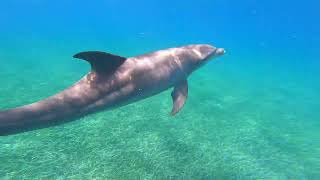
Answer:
[1,0,319,179]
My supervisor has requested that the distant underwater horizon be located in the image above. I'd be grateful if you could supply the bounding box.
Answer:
[0,0,319,179]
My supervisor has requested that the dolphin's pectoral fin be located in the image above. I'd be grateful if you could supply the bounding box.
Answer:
[73,51,127,74]
[171,80,188,116]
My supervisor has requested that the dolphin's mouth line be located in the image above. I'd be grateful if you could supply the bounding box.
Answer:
[215,48,226,56]
[203,48,225,62]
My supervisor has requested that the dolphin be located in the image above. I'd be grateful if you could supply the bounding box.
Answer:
[0,44,225,136]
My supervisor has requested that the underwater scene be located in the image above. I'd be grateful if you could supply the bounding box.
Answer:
[0,0,319,179]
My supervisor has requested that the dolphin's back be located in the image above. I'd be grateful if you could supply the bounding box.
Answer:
[0,51,130,135]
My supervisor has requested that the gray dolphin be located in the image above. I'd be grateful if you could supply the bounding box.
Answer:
[0,44,225,135]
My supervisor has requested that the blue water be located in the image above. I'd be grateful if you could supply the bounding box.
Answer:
[0,0,319,179]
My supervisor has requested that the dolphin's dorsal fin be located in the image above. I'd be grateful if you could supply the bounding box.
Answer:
[171,80,188,115]
[73,51,127,74]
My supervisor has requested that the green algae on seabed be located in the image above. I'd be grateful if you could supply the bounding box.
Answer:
[0,59,319,179]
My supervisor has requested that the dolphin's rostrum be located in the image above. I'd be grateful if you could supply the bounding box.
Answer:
[0,44,225,136]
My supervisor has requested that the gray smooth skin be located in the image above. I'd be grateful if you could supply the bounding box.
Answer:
[0,44,225,136]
